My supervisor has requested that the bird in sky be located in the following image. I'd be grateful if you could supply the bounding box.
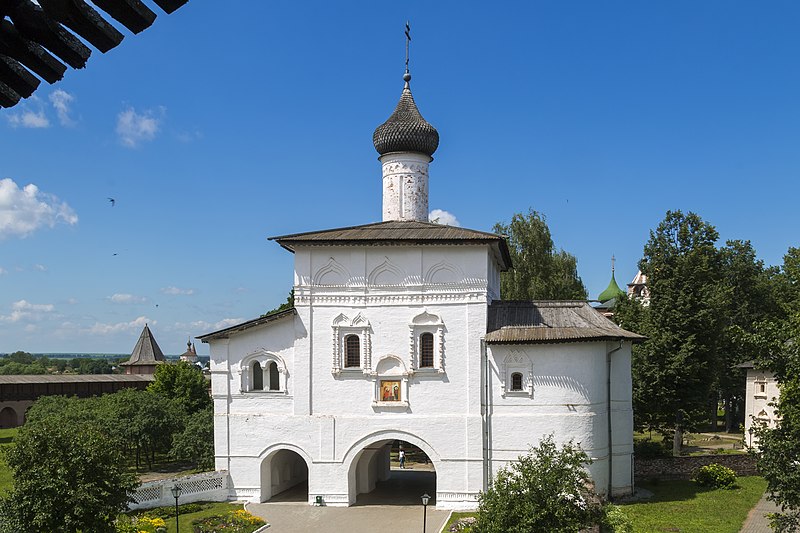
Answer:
[107,197,116,207]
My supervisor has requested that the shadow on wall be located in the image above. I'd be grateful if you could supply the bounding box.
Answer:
[531,375,590,400]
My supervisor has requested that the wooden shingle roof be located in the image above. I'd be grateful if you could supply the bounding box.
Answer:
[120,323,165,366]
[486,300,645,344]
[0,0,190,108]
[270,220,512,271]
[197,308,297,342]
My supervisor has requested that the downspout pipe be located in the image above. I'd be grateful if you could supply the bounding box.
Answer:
[482,338,492,491]
[606,339,624,499]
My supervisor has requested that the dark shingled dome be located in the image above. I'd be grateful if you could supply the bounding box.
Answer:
[373,84,439,157]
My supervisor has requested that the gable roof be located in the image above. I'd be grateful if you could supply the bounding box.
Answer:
[486,300,645,344]
[197,308,297,342]
[120,324,165,366]
[270,220,512,271]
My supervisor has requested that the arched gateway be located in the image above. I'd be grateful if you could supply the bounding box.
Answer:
[258,445,311,503]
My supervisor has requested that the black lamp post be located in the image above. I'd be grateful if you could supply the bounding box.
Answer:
[748,427,754,448]
[170,485,183,533]
[421,493,430,533]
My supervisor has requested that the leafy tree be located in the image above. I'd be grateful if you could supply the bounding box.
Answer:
[148,361,211,415]
[493,209,587,300]
[622,210,725,454]
[0,420,137,532]
[171,406,215,470]
[264,289,294,316]
[473,434,603,533]
[750,247,800,532]
[5,351,34,365]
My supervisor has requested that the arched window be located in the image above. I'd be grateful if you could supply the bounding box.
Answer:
[345,335,360,368]
[268,361,280,391]
[419,333,434,368]
[252,361,264,390]
[510,372,523,392]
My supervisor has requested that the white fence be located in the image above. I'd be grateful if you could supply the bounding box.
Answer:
[129,471,231,511]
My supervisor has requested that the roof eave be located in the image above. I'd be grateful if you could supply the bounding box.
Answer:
[197,308,297,342]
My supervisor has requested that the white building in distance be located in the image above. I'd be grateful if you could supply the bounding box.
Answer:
[199,68,642,509]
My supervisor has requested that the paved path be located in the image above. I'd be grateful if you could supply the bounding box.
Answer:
[247,468,451,533]
[740,493,781,533]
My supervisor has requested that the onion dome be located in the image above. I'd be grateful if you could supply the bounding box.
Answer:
[598,273,626,303]
[373,73,439,157]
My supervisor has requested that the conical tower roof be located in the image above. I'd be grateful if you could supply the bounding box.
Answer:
[122,323,165,366]
[373,74,439,157]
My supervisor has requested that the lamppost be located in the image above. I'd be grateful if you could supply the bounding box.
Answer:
[170,485,183,533]
[421,493,430,533]
[748,427,754,448]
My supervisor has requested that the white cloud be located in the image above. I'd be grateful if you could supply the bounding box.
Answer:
[116,106,164,147]
[6,106,49,128]
[109,293,147,304]
[33,264,47,272]
[0,267,6,275]
[161,286,195,296]
[187,318,243,332]
[0,178,78,239]
[429,209,461,227]
[0,299,55,323]
[24,324,37,333]
[49,89,75,126]
[65,298,78,305]
[87,315,152,335]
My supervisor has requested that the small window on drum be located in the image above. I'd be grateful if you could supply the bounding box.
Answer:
[345,335,361,368]
[252,361,264,391]
[419,333,434,368]
[510,372,523,392]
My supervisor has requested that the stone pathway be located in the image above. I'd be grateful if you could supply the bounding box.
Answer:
[740,493,781,533]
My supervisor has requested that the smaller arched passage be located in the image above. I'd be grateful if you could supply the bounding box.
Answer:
[0,407,17,428]
[259,448,310,503]
[346,436,437,506]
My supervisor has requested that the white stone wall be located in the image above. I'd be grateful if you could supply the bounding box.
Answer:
[744,368,779,449]
[486,341,634,497]
[379,152,431,221]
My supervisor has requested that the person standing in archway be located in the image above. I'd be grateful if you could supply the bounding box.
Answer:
[399,449,406,469]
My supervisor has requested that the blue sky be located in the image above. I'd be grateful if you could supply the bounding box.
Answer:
[2,2,799,354]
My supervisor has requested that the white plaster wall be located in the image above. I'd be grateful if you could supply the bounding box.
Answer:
[379,152,431,222]
[486,341,633,497]
[744,369,779,449]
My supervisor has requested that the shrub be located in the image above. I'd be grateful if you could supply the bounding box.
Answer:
[633,439,670,459]
[693,463,736,489]
[600,504,633,533]
[192,509,265,533]
[138,502,212,520]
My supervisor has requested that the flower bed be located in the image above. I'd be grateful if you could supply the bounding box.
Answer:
[192,508,265,533]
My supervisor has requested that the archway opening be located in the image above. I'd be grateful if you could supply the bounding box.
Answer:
[0,407,18,428]
[260,449,309,503]
[349,440,435,506]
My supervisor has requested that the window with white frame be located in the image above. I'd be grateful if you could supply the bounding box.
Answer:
[331,313,372,375]
[372,355,409,408]
[755,375,767,398]
[409,311,445,374]
[240,350,289,394]
[501,351,533,398]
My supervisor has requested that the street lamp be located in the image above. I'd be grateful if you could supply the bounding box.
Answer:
[421,493,430,533]
[170,485,183,533]
[748,427,754,448]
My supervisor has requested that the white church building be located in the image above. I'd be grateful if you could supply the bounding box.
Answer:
[199,68,642,509]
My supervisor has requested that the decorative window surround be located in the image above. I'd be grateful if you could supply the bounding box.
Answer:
[372,355,410,409]
[501,351,533,398]
[239,349,289,394]
[408,310,445,375]
[754,376,767,399]
[331,313,372,376]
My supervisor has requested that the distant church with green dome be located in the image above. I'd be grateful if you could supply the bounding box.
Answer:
[594,256,627,317]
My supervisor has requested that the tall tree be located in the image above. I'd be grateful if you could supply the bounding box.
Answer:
[0,420,137,532]
[751,247,800,532]
[629,210,725,454]
[148,361,211,415]
[493,209,587,300]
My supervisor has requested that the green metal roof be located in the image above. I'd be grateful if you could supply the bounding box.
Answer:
[598,274,625,303]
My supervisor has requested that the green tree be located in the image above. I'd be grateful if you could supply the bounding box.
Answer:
[0,420,137,532]
[148,361,211,415]
[493,209,587,300]
[750,247,800,532]
[473,434,603,533]
[264,289,294,316]
[171,406,215,470]
[625,210,725,454]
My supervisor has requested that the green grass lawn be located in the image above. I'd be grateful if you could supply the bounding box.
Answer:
[131,502,258,533]
[619,476,767,533]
